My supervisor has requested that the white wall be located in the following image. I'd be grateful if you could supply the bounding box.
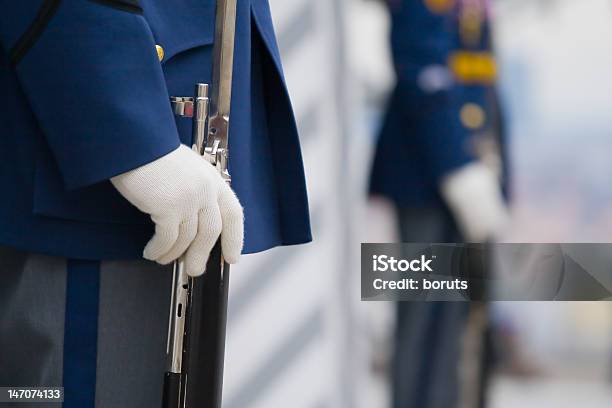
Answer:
[223,1,358,407]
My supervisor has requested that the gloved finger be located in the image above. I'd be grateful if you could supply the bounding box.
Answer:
[184,205,223,277]
[157,216,199,264]
[218,184,244,264]
[143,218,180,261]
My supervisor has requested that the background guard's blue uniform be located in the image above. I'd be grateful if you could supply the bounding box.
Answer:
[369,0,477,209]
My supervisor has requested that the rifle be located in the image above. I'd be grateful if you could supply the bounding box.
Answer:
[163,0,238,406]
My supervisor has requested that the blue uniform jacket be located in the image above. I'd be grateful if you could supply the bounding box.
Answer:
[369,0,480,207]
[0,0,311,260]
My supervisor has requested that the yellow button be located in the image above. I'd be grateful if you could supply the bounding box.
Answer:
[156,45,164,62]
[460,103,486,130]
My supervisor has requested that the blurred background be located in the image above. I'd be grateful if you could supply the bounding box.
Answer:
[225,0,612,407]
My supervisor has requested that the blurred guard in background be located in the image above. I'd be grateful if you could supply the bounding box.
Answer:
[369,0,507,407]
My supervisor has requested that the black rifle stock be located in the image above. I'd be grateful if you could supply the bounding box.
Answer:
[162,245,229,408]
[184,241,230,406]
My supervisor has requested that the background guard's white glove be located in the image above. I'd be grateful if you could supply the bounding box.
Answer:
[111,145,244,276]
[440,161,509,242]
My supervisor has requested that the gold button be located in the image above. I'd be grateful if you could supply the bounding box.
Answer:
[460,103,486,130]
[156,45,164,62]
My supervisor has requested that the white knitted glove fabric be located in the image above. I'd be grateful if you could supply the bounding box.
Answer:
[111,145,244,276]
[440,161,509,242]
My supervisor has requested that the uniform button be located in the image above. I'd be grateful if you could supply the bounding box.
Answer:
[156,45,164,62]
[460,103,486,130]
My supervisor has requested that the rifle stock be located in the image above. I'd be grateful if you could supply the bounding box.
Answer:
[184,241,230,406]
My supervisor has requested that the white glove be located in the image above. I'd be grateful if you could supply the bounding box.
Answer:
[111,145,244,276]
[440,162,509,242]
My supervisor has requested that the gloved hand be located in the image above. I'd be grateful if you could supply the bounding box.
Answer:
[440,161,509,242]
[111,145,244,276]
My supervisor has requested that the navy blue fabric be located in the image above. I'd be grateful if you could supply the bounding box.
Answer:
[369,0,477,207]
[0,0,311,260]
[63,259,100,408]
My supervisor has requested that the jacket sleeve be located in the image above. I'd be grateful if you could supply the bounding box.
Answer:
[0,0,180,189]
[389,0,476,181]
